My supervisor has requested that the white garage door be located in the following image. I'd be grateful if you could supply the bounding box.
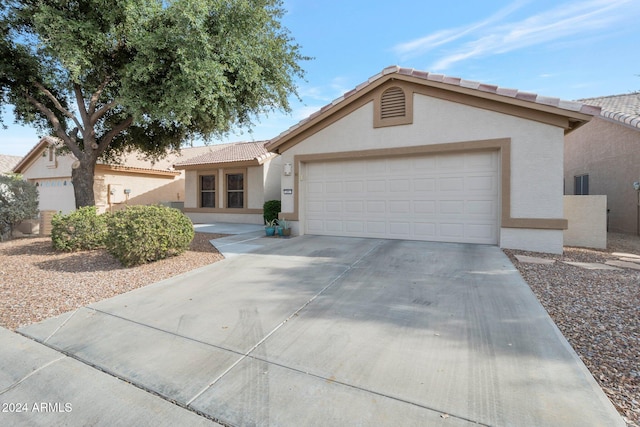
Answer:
[35,179,76,214]
[304,150,500,244]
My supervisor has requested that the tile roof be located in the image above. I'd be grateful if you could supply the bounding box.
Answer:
[174,141,274,168]
[12,137,238,174]
[578,92,640,129]
[0,154,22,174]
[267,65,601,149]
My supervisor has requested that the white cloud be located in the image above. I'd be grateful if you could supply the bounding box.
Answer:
[394,0,637,71]
[393,0,528,60]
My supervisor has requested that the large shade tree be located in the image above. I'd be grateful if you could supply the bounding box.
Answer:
[0,0,306,207]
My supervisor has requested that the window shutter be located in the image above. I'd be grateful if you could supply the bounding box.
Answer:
[380,87,406,119]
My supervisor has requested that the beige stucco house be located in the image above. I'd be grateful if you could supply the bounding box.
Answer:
[12,136,231,214]
[565,93,640,235]
[174,141,281,224]
[266,66,599,254]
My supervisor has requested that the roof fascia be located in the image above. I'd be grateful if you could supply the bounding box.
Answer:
[267,72,595,153]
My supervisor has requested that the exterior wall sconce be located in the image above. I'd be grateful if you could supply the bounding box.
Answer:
[283,163,293,176]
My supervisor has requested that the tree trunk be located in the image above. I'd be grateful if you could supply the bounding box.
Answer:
[72,161,96,208]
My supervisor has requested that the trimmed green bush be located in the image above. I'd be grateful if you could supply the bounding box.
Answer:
[51,206,108,251]
[263,200,281,224]
[105,205,194,267]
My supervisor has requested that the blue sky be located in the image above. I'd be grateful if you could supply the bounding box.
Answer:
[2,0,639,157]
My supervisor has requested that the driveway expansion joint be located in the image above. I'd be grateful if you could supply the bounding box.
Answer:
[186,239,387,406]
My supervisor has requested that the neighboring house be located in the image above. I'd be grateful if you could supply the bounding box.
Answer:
[0,154,22,175]
[266,66,599,254]
[12,136,232,214]
[174,141,281,225]
[564,92,640,234]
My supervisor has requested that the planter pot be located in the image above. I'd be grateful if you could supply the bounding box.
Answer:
[265,226,276,236]
[277,227,292,237]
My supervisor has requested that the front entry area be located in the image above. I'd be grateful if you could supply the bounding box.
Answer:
[304,150,500,244]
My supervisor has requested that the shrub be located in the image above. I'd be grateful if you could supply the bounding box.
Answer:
[105,205,194,267]
[263,200,281,224]
[51,206,107,251]
[0,175,38,241]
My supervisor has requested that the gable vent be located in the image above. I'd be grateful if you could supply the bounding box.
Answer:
[380,87,406,119]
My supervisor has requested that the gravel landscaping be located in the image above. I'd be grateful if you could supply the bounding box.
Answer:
[1,231,638,425]
[505,233,640,427]
[0,232,224,331]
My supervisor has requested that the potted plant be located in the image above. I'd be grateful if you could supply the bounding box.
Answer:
[277,218,291,237]
[265,219,277,236]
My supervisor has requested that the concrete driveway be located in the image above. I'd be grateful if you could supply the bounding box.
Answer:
[13,235,623,426]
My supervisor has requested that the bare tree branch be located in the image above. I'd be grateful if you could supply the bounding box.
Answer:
[88,76,111,117]
[74,83,89,128]
[97,116,133,155]
[91,100,118,126]
[24,91,82,158]
[32,81,84,133]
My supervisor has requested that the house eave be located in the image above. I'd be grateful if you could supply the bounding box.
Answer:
[266,67,597,154]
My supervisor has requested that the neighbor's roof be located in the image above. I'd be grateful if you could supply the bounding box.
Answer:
[12,136,59,173]
[174,141,275,169]
[267,65,601,152]
[578,92,640,129]
[12,136,231,175]
[0,154,22,175]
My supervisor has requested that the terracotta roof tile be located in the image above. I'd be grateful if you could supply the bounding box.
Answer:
[267,65,600,148]
[578,92,640,129]
[174,141,273,167]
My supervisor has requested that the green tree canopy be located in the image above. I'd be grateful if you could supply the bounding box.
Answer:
[0,0,307,207]
[0,174,38,240]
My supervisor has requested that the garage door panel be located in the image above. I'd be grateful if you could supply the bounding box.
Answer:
[467,175,496,192]
[325,182,342,193]
[413,178,436,192]
[467,200,494,215]
[413,156,437,170]
[467,223,496,240]
[439,177,465,192]
[305,151,499,244]
[345,201,364,213]
[389,200,411,214]
[440,200,465,214]
[389,179,411,193]
[366,221,386,233]
[389,222,411,236]
[325,201,342,213]
[414,201,436,214]
[414,222,437,237]
[366,180,386,192]
[345,221,365,233]
[345,180,364,193]
[366,160,386,174]
[466,151,497,169]
[440,223,465,238]
[366,201,386,214]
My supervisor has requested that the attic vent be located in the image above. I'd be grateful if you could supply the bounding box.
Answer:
[380,87,406,119]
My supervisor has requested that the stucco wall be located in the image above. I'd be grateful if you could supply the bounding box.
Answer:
[565,117,640,234]
[98,172,183,213]
[563,195,607,249]
[280,94,566,253]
